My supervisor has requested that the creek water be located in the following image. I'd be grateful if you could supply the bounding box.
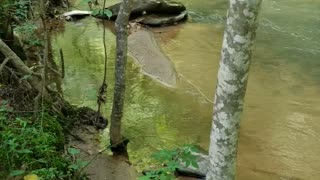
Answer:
[53,0,320,179]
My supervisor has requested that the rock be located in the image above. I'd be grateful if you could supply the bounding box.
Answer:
[136,10,187,26]
[128,29,177,87]
[93,0,187,26]
[62,10,92,21]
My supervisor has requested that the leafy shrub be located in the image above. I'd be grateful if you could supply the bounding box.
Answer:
[139,145,199,180]
[0,100,87,179]
[0,0,31,21]
[15,22,43,46]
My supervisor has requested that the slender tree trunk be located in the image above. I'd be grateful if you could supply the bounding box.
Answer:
[206,0,262,179]
[110,0,132,154]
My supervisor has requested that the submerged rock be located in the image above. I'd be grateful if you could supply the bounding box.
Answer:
[128,29,177,87]
[93,0,187,26]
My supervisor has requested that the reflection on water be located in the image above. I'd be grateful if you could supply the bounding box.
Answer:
[54,0,320,179]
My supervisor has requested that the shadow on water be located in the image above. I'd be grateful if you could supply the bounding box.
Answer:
[53,0,320,179]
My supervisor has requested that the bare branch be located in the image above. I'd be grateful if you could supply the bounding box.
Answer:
[0,38,49,98]
[0,57,10,73]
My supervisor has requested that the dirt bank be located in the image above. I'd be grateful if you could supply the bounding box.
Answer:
[67,126,137,180]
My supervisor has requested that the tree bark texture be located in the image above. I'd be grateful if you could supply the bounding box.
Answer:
[206,0,262,180]
[110,0,132,153]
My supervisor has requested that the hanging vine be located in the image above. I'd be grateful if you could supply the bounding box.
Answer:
[96,0,109,124]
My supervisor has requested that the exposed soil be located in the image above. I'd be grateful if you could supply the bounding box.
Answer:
[67,126,137,180]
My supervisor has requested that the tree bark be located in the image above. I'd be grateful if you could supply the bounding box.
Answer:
[206,0,262,180]
[110,0,132,154]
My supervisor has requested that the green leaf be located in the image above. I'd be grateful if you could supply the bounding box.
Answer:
[37,158,48,163]
[10,170,25,177]
[68,164,79,170]
[189,146,199,153]
[76,160,89,168]
[17,149,33,154]
[92,9,113,19]
[68,147,80,155]
[138,176,151,180]
[0,100,8,105]
[103,9,113,18]
[185,161,191,167]
[92,9,100,16]
[191,161,199,168]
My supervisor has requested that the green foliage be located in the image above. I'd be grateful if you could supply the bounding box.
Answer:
[67,147,89,171]
[0,0,31,21]
[139,145,199,180]
[15,22,43,47]
[68,147,81,156]
[92,9,113,19]
[0,100,88,179]
[0,0,42,47]
[13,0,31,21]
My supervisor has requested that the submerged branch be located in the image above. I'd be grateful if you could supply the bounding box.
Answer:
[60,48,65,78]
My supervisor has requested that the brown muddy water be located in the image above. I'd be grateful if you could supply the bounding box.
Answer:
[53,0,320,179]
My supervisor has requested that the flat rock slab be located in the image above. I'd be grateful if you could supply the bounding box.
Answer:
[62,10,92,21]
[62,10,92,17]
[128,29,177,87]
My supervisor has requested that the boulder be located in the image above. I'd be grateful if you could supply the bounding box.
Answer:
[62,10,92,21]
[136,10,187,26]
[93,0,187,26]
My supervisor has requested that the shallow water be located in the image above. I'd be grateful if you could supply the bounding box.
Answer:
[54,0,320,179]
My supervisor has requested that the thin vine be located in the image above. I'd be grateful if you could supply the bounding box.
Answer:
[96,0,109,121]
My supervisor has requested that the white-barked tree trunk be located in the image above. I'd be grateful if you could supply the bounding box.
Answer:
[207,0,262,179]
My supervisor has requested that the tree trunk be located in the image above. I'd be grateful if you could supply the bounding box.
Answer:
[206,0,262,180]
[110,0,132,155]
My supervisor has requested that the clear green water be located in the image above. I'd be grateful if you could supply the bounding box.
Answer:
[54,0,320,179]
